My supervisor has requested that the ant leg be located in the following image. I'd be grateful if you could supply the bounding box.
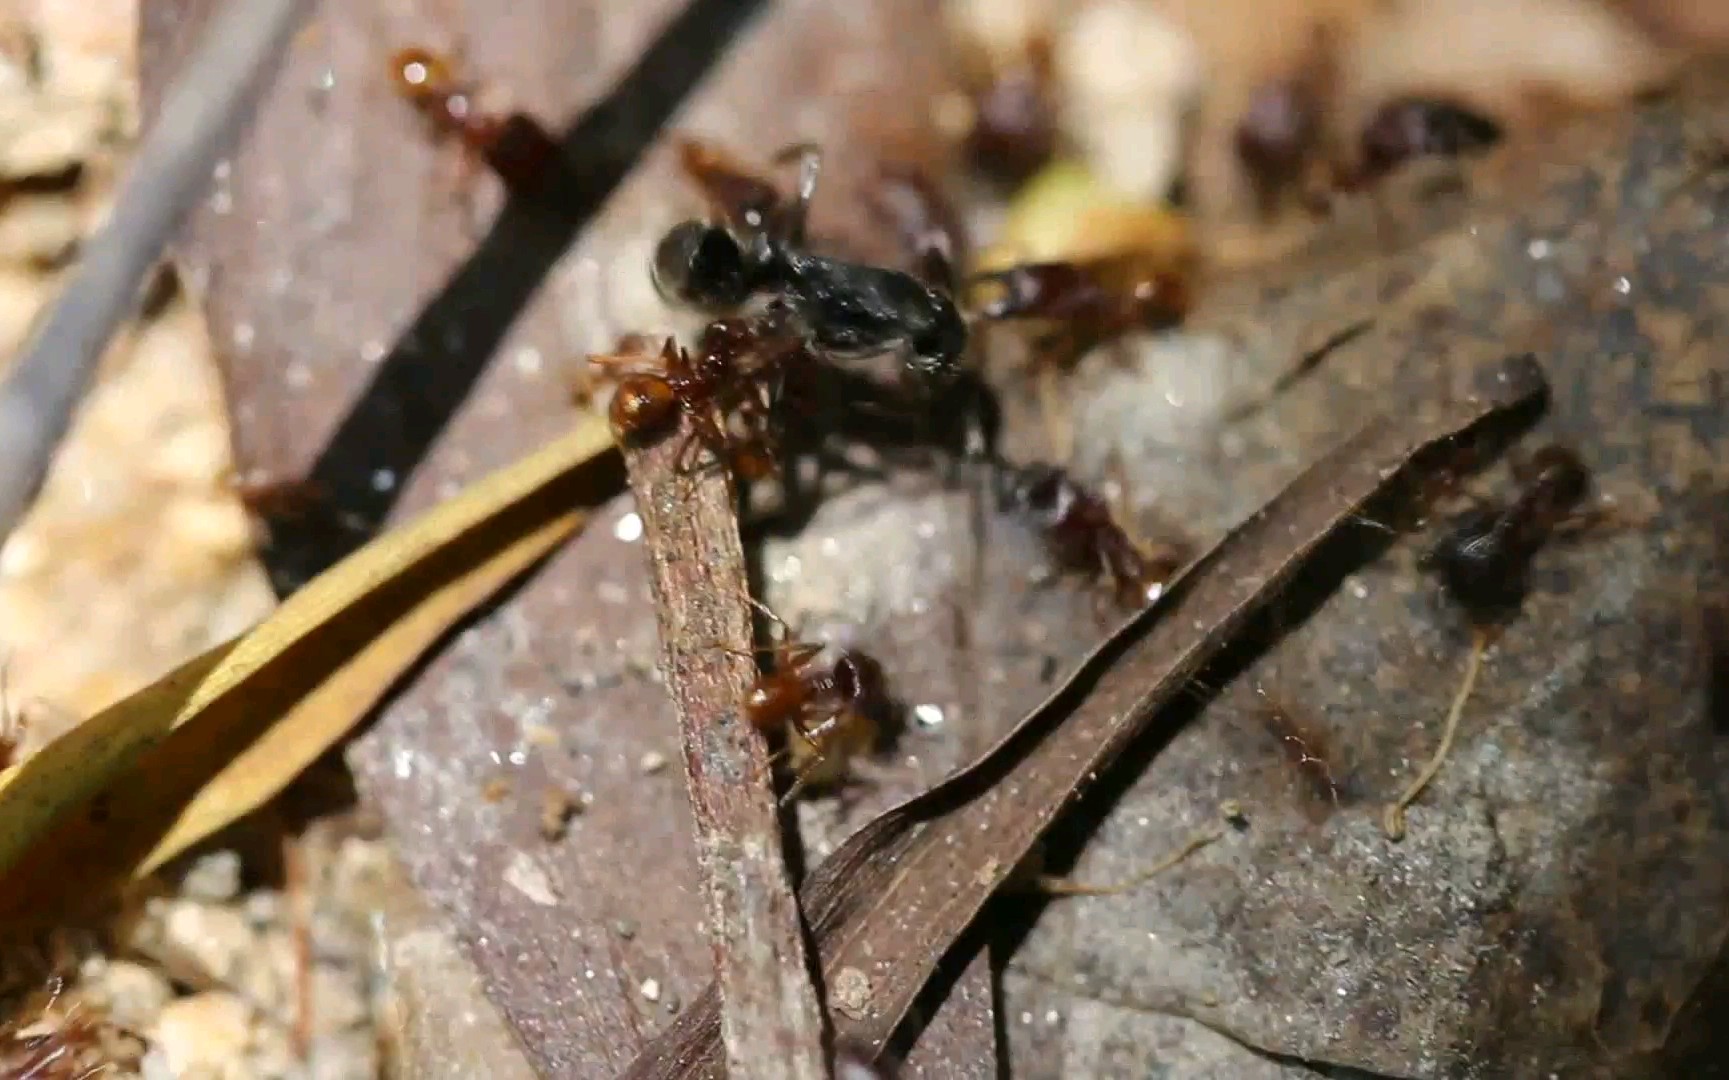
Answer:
[771,142,823,246]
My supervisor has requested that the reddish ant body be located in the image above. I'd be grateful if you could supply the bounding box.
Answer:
[970,256,1190,364]
[1347,97,1501,190]
[730,599,895,796]
[961,35,1059,185]
[388,46,560,194]
[995,460,1187,609]
[590,313,811,480]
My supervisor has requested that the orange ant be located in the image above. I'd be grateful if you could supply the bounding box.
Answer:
[969,255,1190,366]
[588,312,812,481]
[994,459,1189,610]
[387,46,560,195]
[721,596,895,799]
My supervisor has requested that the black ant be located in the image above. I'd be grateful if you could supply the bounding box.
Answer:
[588,311,812,480]
[1425,444,1595,623]
[388,46,561,195]
[994,459,1189,610]
[959,32,1059,185]
[969,255,1190,360]
[1387,443,1602,839]
[651,139,969,387]
[723,597,895,799]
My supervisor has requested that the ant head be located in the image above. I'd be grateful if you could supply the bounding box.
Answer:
[652,221,751,311]
[834,652,889,712]
[905,291,967,382]
[607,375,679,443]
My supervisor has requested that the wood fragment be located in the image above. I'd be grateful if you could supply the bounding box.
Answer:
[621,434,828,1080]
[620,353,1549,1079]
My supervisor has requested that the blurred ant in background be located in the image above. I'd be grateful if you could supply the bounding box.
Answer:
[387,45,562,197]
[994,458,1189,612]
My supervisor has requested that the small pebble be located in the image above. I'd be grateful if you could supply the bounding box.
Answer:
[179,850,243,902]
[90,959,173,1030]
[613,919,638,941]
[150,991,252,1080]
[639,978,661,1003]
[638,750,668,775]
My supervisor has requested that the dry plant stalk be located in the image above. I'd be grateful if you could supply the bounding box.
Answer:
[620,440,827,1080]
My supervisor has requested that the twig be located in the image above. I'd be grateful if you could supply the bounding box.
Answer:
[0,0,316,547]
[622,442,828,1080]
[1383,629,1488,840]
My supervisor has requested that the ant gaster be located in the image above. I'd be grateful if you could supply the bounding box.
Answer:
[995,460,1187,608]
[652,141,969,386]
[970,256,1189,354]
[1426,444,1593,622]
[388,46,560,194]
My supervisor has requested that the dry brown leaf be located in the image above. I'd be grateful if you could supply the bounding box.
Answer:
[0,419,612,919]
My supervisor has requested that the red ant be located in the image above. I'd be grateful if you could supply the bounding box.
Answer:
[994,459,1189,610]
[588,313,811,481]
[387,46,561,195]
[968,254,1191,366]
[0,975,117,1079]
[723,597,894,798]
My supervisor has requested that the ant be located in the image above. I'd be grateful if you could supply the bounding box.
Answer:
[969,255,1190,361]
[387,46,561,195]
[994,459,1188,610]
[588,312,812,480]
[724,596,895,799]
[1424,444,1595,623]
[959,33,1059,185]
[0,975,116,1079]
[651,139,969,387]
[1348,97,1501,189]
[1386,444,1601,839]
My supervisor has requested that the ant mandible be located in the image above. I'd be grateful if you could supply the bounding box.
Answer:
[650,139,970,387]
[995,459,1189,610]
[387,46,561,195]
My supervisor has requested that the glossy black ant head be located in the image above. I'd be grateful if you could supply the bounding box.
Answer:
[904,290,967,383]
[994,462,1073,527]
[834,652,891,727]
[651,220,751,311]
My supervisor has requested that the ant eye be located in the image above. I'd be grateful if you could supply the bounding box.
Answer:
[651,221,749,310]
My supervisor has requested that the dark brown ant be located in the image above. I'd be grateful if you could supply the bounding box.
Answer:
[863,163,966,293]
[652,140,969,386]
[1235,24,1338,214]
[1388,444,1599,840]
[1350,97,1502,188]
[970,256,1190,356]
[961,33,1059,184]
[588,313,810,479]
[388,46,561,195]
[994,460,1188,609]
[1425,444,1593,623]
[725,598,894,798]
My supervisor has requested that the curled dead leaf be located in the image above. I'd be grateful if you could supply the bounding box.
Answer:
[0,420,614,923]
